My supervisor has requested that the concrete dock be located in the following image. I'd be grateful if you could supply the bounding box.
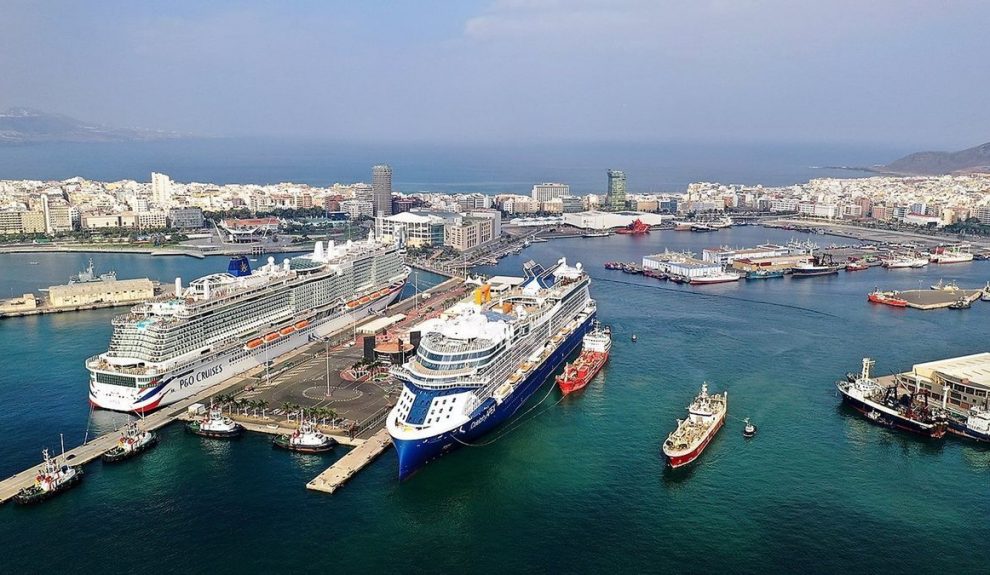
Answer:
[896,288,983,310]
[306,428,392,494]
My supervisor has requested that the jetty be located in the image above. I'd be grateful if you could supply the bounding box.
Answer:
[306,428,392,494]
[895,288,982,310]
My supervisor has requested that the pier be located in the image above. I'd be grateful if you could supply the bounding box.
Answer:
[306,428,392,494]
[894,288,982,310]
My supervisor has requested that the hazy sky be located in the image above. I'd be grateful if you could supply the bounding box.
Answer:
[2,0,988,148]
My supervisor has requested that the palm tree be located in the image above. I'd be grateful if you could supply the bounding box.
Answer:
[258,400,269,419]
[281,401,292,422]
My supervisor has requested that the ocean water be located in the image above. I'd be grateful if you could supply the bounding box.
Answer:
[0,139,910,193]
[2,230,989,573]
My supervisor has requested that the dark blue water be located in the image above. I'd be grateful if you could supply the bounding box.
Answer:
[2,230,989,573]
[0,139,909,193]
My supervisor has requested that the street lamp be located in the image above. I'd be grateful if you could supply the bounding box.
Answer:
[324,337,331,398]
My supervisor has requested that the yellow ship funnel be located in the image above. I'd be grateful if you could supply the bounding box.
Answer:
[473,284,492,305]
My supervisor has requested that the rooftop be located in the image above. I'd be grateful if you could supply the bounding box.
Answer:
[912,352,990,389]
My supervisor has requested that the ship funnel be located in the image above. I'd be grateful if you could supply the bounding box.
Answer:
[283,258,290,271]
[268,256,276,268]
[314,240,325,261]
[327,240,335,255]
[203,281,210,300]
[175,277,182,296]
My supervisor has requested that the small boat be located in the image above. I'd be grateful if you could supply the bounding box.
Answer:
[582,231,611,238]
[930,279,959,291]
[631,334,638,342]
[346,301,360,309]
[264,332,280,343]
[746,269,784,279]
[279,326,295,336]
[15,446,83,505]
[662,383,727,468]
[556,322,611,395]
[294,320,310,329]
[246,338,264,350]
[186,405,244,439]
[359,296,371,304]
[845,261,869,272]
[102,422,158,463]
[742,418,757,438]
[273,418,337,453]
[949,298,971,310]
[28,261,39,265]
[982,282,990,302]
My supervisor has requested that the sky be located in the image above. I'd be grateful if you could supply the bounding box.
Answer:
[2,0,988,149]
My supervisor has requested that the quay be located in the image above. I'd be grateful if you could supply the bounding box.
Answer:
[306,428,392,494]
[892,288,982,310]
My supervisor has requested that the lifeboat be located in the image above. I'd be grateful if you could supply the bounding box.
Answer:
[246,338,264,350]
[508,372,522,384]
[264,332,280,343]
[279,326,295,336]
[346,301,360,309]
[359,296,371,304]
[294,320,310,329]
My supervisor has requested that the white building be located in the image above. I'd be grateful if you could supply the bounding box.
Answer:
[374,212,445,248]
[561,210,668,230]
[340,199,374,219]
[531,183,570,203]
[151,172,173,207]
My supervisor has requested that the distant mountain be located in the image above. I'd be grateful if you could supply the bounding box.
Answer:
[0,107,186,143]
[881,141,990,175]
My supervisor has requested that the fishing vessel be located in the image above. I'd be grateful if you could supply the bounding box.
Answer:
[689,269,742,285]
[186,405,244,438]
[273,418,337,453]
[662,383,727,468]
[790,255,840,277]
[87,233,408,413]
[845,261,869,272]
[882,256,928,268]
[930,245,973,264]
[835,358,948,439]
[15,447,83,505]
[387,258,596,479]
[949,297,972,310]
[867,289,908,307]
[948,407,990,442]
[556,321,611,395]
[614,219,650,235]
[101,422,158,463]
[746,269,784,280]
[930,279,960,291]
[581,231,611,238]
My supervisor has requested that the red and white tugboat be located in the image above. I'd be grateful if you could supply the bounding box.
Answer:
[556,322,611,395]
[15,444,84,505]
[662,383,727,468]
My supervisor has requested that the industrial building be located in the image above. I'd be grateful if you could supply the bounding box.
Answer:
[47,279,155,308]
[643,251,721,279]
[562,211,668,230]
[896,353,990,414]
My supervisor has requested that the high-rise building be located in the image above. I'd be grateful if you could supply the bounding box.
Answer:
[531,183,570,203]
[605,170,627,212]
[151,172,173,207]
[372,164,393,217]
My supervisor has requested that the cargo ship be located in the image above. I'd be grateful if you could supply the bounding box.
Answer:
[867,289,908,307]
[614,219,651,235]
[836,358,948,439]
[87,234,407,413]
[930,245,973,264]
[556,321,611,395]
[662,383,727,468]
[387,258,596,479]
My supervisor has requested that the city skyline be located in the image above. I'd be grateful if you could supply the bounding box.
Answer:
[2,1,989,148]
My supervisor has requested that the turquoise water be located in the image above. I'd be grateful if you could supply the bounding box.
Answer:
[2,232,990,573]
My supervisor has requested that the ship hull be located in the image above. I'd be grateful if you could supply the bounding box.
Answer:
[272,436,336,453]
[664,415,724,468]
[89,286,403,413]
[947,420,990,442]
[838,389,945,438]
[689,276,740,285]
[101,433,159,463]
[392,312,595,480]
[14,469,84,505]
[791,268,839,277]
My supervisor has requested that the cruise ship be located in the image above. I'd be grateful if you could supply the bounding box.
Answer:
[387,258,596,479]
[87,234,408,413]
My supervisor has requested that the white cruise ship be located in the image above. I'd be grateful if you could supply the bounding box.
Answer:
[87,234,408,413]
[387,258,595,479]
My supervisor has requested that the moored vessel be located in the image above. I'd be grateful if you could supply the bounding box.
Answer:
[614,219,650,235]
[867,289,908,307]
[689,269,742,285]
[930,244,973,264]
[742,418,757,438]
[15,447,83,505]
[101,422,158,463]
[746,269,784,280]
[948,407,990,442]
[186,405,244,439]
[845,260,869,272]
[556,321,611,395]
[790,255,840,277]
[835,358,948,439]
[662,383,727,468]
[273,418,337,453]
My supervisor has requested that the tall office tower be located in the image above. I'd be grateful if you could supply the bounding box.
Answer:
[372,164,393,217]
[605,169,627,212]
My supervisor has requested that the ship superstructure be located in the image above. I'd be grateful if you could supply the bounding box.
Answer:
[387,258,596,479]
[87,234,408,413]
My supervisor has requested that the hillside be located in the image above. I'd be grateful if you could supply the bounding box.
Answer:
[0,107,184,143]
[882,141,990,175]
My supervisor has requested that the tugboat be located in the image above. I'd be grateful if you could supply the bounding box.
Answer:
[15,446,83,505]
[835,358,948,439]
[186,405,244,439]
[845,260,869,272]
[662,383,727,468]
[614,219,651,235]
[102,422,159,463]
[742,418,757,438]
[631,334,637,342]
[556,322,612,395]
[948,406,990,442]
[949,297,972,310]
[273,418,337,453]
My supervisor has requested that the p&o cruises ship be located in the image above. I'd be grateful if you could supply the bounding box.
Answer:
[87,234,408,413]
[387,258,596,479]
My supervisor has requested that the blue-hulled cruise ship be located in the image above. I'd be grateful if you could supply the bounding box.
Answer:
[387,258,596,479]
